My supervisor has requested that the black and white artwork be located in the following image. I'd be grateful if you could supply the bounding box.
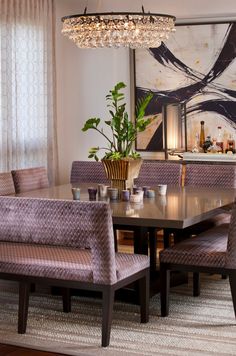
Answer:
[135,22,236,151]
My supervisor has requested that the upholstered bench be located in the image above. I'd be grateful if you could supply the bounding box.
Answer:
[0,196,150,347]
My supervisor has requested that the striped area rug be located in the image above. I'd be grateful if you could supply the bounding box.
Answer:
[0,276,235,356]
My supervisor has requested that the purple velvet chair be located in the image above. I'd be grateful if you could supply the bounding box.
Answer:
[134,161,183,271]
[70,160,109,184]
[11,167,49,193]
[159,217,236,318]
[0,196,149,347]
[134,161,182,187]
[184,163,236,188]
[0,172,15,195]
[183,163,234,234]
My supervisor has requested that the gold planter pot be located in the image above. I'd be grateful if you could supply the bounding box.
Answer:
[102,158,143,191]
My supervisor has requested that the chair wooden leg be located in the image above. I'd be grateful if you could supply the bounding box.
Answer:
[229,271,236,318]
[30,283,36,293]
[160,263,170,317]
[113,227,118,252]
[18,281,30,334]
[102,286,114,347]
[149,228,157,272]
[139,270,149,323]
[193,272,200,297]
[62,288,71,313]
[163,229,171,248]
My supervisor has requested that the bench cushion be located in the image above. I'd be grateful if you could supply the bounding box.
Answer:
[0,243,149,284]
[160,224,229,268]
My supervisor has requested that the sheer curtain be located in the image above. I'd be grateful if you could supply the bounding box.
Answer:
[0,0,58,184]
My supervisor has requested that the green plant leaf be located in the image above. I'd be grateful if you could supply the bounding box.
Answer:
[82,118,100,131]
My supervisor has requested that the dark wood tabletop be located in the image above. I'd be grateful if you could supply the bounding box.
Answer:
[14,183,236,230]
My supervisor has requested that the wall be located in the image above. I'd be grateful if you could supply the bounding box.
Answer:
[55,0,236,183]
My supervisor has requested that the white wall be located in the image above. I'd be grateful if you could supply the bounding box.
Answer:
[55,0,236,183]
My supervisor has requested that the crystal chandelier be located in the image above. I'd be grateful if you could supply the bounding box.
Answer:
[61,8,176,49]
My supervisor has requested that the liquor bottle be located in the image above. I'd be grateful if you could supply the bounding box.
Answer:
[192,133,203,153]
[226,142,236,154]
[207,139,222,153]
[199,121,205,148]
[227,134,235,151]
[202,135,212,153]
[216,126,223,152]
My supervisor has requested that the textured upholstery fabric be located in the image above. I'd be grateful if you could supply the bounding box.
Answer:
[184,163,235,231]
[0,172,15,195]
[0,243,149,283]
[226,205,236,268]
[70,161,109,184]
[11,167,49,193]
[185,163,236,188]
[134,161,182,187]
[0,197,149,285]
[160,224,229,268]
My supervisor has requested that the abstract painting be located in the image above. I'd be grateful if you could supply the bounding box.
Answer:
[135,22,236,152]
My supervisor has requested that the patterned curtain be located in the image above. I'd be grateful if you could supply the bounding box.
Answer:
[0,0,58,184]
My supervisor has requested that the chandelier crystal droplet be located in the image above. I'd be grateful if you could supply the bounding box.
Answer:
[61,12,176,49]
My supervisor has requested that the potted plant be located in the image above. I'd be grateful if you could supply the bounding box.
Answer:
[82,81,153,190]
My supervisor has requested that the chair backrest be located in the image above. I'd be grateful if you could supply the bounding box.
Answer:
[11,167,49,193]
[0,196,116,284]
[0,172,15,195]
[226,204,236,268]
[70,161,109,184]
[184,163,236,188]
[134,161,182,187]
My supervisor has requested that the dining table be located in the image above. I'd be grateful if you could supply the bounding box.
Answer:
[14,183,236,226]
[14,182,236,253]
[14,183,236,299]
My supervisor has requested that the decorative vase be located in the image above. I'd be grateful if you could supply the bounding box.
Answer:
[102,158,143,191]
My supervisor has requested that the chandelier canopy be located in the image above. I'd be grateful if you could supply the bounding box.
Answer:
[61,9,176,49]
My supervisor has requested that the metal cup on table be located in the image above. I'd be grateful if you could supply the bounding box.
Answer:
[88,187,97,201]
[121,189,130,201]
[71,187,80,200]
[108,187,119,201]
[98,184,109,198]
[157,184,167,196]
[142,186,150,197]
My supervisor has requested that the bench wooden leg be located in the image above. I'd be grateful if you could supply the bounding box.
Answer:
[18,281,30,334]
[139,270,149,323]
[62,288,71,313]
[160,263,170,317]
[102,286,114,347]
[113,227,118,252]
[193,272,200,297]
[229,271,236,318]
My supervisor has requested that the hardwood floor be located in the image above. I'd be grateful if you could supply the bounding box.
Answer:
[0,344,65,355]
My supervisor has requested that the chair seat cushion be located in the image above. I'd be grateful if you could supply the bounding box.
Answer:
[160,224,229,268]
[0,243,149,284]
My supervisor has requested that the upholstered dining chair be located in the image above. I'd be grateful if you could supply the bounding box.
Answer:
[134,160,182,187]
[0,172,15,195]
[132,161,183,270]
[173,163,235,291]
[159,216,236,318]
[70,160,109,184]
[180,162,234,239]
[11,166,49,194]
